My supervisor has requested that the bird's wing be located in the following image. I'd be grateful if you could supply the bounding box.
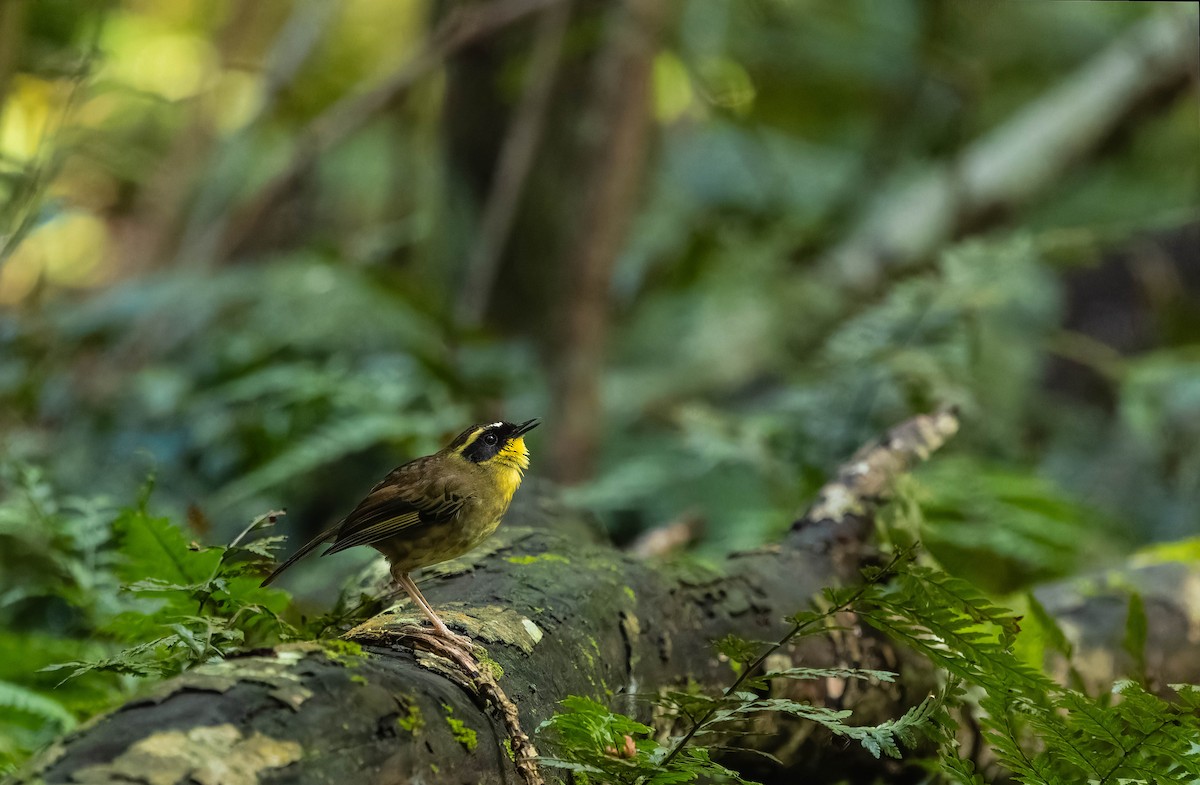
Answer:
[323,458,467,555]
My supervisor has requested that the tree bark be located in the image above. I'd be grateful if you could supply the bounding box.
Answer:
[548,0,666,484]
[14,409,1200,785]
[455,0,573,327]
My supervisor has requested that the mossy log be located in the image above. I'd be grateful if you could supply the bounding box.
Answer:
[14,409,1200,785]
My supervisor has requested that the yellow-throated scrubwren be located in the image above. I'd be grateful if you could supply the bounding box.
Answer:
[261,419,539,642]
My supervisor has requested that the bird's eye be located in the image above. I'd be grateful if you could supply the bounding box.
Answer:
[483,433,498,445]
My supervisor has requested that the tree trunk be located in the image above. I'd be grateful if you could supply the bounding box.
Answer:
[15,409,1200,785]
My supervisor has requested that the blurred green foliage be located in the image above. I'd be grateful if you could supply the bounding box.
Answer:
[0,466,306,769]
[0,0,1195,549]
[0,464,120,766]
[0,0,1197,776]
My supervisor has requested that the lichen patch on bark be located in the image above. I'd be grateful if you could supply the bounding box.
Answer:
[348,605,544,654]
[520,618,544,645]
[136,648,319,712]
[69,725,301,785]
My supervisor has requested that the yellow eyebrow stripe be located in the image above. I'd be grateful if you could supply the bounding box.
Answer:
[452,427,485,455]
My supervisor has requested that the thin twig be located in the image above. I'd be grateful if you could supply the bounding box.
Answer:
[0,8,100,269]
[197,509,286,615]
[366,626,546,785]
[457,0,573,325]
[227,508,286,549]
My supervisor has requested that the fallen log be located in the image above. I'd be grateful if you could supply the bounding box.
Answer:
[15,408,1200,784]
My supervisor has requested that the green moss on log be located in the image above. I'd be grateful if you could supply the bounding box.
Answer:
[320,639,365,666]
[504,553,570,565]
[441,704,478,752]
[397,704,424,736]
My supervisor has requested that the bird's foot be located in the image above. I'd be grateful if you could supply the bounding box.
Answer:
[397,623,475,654]
[428,621,474,652]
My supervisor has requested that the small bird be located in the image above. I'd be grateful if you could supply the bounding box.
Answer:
[262,419,539,643]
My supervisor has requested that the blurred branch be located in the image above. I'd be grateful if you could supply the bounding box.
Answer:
[818,8,1200,291]
[456,1,572,326]
[170,0,338,267]
[549,0,667,483]
[0,6,98,269]
[799,0,952,258]
[788,406,960,568]
[627,510,704,559]
[220,0,566,261]
[255,0,338,108]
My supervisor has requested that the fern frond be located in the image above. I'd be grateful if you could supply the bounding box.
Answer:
[861,569,1059,705]
[0,680,77,730]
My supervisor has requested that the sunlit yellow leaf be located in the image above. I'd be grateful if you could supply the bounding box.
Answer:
[0,75,64,161]
[102,13,218,101]
[653,51,694,124]
[0,212,109,303]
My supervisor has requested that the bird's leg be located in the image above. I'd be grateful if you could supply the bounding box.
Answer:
[393,570,472,649]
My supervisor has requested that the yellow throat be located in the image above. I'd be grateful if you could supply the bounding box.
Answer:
[494,435,530,505]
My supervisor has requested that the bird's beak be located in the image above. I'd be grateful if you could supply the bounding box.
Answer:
[514,418,540,436]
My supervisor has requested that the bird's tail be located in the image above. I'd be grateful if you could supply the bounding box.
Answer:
[259,524,340,586]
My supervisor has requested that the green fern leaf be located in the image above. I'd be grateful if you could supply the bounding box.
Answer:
[113,506,219,586]
[0,680,76,730]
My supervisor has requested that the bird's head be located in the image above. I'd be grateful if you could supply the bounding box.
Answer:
[446,419,540,473]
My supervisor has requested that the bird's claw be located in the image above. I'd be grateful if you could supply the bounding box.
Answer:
[397,623,474,653]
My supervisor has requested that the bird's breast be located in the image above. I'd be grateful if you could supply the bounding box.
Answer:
[494,464,524,509]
